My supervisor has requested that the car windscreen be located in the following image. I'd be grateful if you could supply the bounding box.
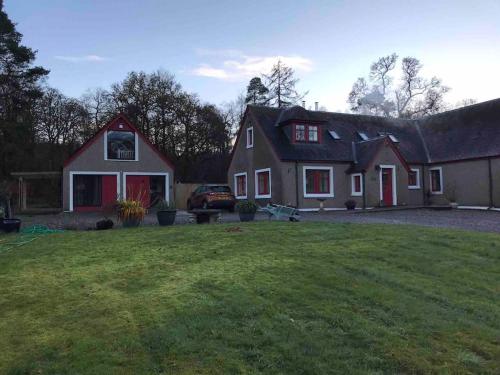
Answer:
[208,186,231,193]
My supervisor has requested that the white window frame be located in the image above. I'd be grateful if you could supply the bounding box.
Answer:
[351,173,363,196]
[69,171,120,212]
[408,168,421,189]
[308,125,318,142]
[429,167,443,195]
[246,127,254,148]
[378,165,397,206]
[104,130,139,162]
[303,166,334,198]
[123,172,170,203]
[234,172,248,199]
[254,168,272,199]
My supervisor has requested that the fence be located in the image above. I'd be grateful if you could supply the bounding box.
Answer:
[174,182,228,210]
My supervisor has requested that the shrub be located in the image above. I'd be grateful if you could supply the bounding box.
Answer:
[235,200,258,214]
[116,199,146,222]
[0,207,4,219]
[157,199,176,211]
[96,219,114,230]
[344,199,357,210]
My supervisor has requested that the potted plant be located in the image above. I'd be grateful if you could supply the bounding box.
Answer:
[344,199,357,210]
[116,199,146,228]
[156,199,176,226]
[96,203,115,230]
[236,200,258,222]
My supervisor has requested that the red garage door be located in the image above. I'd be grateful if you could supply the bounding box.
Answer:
[126,175,150,208]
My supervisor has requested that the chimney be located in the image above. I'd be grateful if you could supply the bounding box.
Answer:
[302,100,306,108]
[314,102,319,111]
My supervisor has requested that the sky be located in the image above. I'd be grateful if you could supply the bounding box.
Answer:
[6,0,500,112]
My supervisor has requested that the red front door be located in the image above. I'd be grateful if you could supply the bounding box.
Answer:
[126,175,150,208]
[381,168,393,206]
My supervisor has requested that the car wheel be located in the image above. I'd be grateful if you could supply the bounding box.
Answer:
[202,201,208,209]
[228,206,235,213]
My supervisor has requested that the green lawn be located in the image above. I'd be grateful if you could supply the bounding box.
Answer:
[0,222,499,374]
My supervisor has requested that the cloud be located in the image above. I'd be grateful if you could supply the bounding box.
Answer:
[190,53,313,81]
[54,54,109,63]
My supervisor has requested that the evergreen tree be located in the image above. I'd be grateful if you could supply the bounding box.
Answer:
[245,77,269,105]
[264,60,306,108]
[0,0,49,176]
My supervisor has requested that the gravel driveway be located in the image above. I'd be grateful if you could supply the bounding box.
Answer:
[14,208,500,233]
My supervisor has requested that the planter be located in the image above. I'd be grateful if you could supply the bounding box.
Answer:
[450,202,458,209]
[96,219,114,230]
[344,200,357,210]
[239,212,255,222]
[2,218,21,233]
[122,218,142,228]
[157,209,176,226]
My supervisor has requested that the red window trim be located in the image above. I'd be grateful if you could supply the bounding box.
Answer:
[293,124,321,144]
[306,169,330,194]
[256,169,270,196]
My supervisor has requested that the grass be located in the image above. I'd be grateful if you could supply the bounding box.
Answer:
[0,222,499,374]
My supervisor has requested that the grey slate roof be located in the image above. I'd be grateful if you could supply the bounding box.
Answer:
[247,98,500,165]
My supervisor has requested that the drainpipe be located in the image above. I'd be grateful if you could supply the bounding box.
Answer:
[295,161,299,208]
[362,171,366,209]
[421,165,427,206]
[488,157,493,208]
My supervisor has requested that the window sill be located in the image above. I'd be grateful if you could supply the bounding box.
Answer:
[255,194,271,199]
[430,191,443,195]
[408,186,421,190]
[235,195,248,200]
[351,192,363,197]
[304,194,334,199]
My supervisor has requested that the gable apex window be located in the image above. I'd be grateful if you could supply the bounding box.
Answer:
[105,130,138,161]
[408,168,420,189]
[255,168,271,199]
[351,173,363,196]
[429,167,443,194]
[303,166,334,198]
[294,124,320,143]
[357,131,369,141]
[246,127,254,148]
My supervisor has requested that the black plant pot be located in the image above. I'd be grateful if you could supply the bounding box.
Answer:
[157,210,176,226]
[345,201,356,210]
[122,218,141,228]
[2,218,21,233]
[239,212,255,222]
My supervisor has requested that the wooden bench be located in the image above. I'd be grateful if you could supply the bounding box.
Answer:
[188,209,222,224]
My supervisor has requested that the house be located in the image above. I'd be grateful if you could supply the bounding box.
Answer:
[63,114,174,212]
[228,99,500,210]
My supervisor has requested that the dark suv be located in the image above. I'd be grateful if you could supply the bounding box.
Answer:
[187,185,236,211]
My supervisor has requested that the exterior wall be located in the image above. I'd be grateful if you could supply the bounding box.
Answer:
[424,159,494,207]
[407,165,425,206]
[363,144,410,207]
[228,116,282,205]
[62,131,174,211]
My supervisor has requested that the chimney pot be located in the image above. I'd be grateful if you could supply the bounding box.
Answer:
[302,100,306,108]
[315,102,319,111]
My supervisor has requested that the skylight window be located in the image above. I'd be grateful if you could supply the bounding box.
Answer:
[357,131,369,141]
[328,130,340,140]
[378,132,399,143]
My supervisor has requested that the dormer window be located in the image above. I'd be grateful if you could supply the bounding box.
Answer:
[105,130,138,161]
[357,131,369,141]
[294,124,320,143]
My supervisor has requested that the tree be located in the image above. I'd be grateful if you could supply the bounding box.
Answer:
[264,59,306,108]
[348,54,449,118]
[0,0,49,176]
[245,77,269,105]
